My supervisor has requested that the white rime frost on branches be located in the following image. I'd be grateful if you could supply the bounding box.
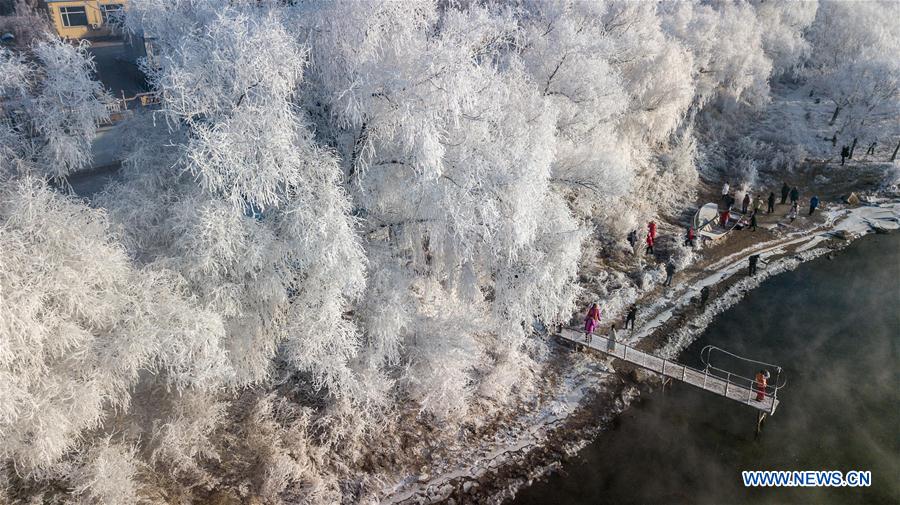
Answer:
[0,180,228,473]
[0,39,110,179]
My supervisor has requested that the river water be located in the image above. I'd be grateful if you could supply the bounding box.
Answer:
[513,233,900,504]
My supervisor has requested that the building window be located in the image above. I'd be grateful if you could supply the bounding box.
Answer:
[101,4,124,24]
[59,6,88,27]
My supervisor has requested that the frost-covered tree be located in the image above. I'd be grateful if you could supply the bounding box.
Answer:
[0,39,109,180]
[750,0,818,78]
[296,0,584,416]
[805,0,900,139]
[109,0,368,394]
[660,0,773,110]
[0,179,229,473]
[518,0,631,218]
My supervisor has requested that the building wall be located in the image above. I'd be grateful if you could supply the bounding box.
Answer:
[47,0,126,40]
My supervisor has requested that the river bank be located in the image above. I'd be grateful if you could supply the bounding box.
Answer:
[513,230,900,505]
[381,201,900,505]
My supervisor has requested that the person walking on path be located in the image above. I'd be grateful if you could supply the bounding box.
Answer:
[754,369,770,401]
[742,193,751,214]
[789,186,800,205]
[645,233,654,256]
[750,211,758,231]
[866,141,876,156]
[584,303,601,344]
[684,226,696,247]
[780,182,790,204]
[809,195,820,215]
[841,145,850,165]
[625,305,637,330]
[664,261,676,286]
[767,192,776,214]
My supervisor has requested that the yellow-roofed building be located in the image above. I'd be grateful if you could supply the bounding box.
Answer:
[45,0,126,40]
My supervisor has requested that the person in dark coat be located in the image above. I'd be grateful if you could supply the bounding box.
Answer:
[789,187,800,204]
[840,145,850,165]
[748,254,763,276]
[866,141,876,155]
[664,261,676,286]
[742,193,751,214]
[750,211,758,231]
[767,192,776,214]
[627,229,637,251]
[809,195,820,215]
[625,304,637,330]
[780,182,790,204]
[699,286,710,306]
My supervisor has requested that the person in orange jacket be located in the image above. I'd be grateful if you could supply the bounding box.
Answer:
[755,369,770,401]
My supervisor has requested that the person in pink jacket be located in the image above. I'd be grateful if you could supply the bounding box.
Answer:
[583,303,601,344]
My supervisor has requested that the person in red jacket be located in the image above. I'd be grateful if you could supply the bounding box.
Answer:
[648,221,657,240]
[684,226,695,247]
[645,233,654,255]
[754,369,770,401]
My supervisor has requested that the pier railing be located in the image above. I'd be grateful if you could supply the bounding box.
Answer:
[559,328,783,415]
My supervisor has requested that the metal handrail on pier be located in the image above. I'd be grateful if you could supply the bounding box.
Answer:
[558,328,784,415]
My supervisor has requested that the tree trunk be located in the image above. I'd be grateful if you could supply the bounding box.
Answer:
[829,105,841,125]
[891,140,900,162]
[849,137,858,159]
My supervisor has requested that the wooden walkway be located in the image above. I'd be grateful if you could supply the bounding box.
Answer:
[560,329,780,414]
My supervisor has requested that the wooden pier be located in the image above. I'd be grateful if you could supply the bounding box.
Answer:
[559,329,780,415]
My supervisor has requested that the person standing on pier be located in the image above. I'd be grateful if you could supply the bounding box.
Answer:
[754,370,770,401]
[584,303,601,344]
[608,324,619,352]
